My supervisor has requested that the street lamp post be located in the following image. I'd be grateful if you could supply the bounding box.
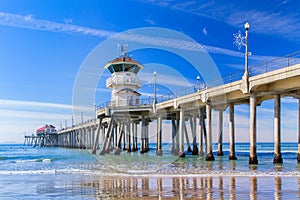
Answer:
[153,71,157,113]
[244,22,250,77]
[148,94,151,104]
[197,75,200,91]
[153,71,157,104]
[94,103,97,120]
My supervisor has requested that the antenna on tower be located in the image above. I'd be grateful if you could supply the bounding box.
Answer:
[117,40,129,58]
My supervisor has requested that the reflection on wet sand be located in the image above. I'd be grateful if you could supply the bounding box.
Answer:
[230,177,236,200]
[74,175,293,199]
[274,177,281,200]
[250,176,257,200]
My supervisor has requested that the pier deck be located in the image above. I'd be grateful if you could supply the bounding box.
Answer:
[55,51,300,164]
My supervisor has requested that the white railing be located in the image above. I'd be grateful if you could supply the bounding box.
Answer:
[106,74,142,87]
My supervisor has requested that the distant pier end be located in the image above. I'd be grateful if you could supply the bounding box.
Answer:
[24,124,58,147]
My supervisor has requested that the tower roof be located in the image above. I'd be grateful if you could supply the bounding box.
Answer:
[104,56,144,74]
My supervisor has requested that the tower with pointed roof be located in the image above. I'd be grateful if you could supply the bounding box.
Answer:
[104,50,143,107]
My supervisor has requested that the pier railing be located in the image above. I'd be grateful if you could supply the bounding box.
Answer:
[97,50,300,110]
[249,50,300,76]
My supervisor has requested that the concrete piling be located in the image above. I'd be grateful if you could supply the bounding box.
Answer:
[273,94,282,164]
[229,103,237,160]
[249,94,258,164]
[217,110,224,156]
[205,104,215,161]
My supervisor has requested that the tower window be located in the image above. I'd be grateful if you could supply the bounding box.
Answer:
[108,65,115,73]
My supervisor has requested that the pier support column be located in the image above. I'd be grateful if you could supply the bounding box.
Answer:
[115,124,119,148]
[101,125,105,149]
[298,98,300,163]
[87,128,90,149]
[73,131,76,148]
[190,115,198,155]
[92,119,101,154]
[249,94,258,164]
[184,123,192,152]
[140,117,145,153]
[126,122,131,152]
[83,128,87,149]
[176,112,180,154]
[229,103,237,160]
[171,118,177,155]
[86,128,89,149]
[123,123,126,150]
[145,121,150,152]
[273,94,283,164]
[132,123,137,152]
[206,104,215,161]
[91,127,95,149]
[134,123,138,151]
[156,114,163,156]
[178,110,185,157]
[198,109,204,156]
[100,117,114,155]
[114,123,124,155]
[79,129,83,148]
[217,110,224,156]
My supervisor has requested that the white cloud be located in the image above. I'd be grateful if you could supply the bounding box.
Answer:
[144,17,156,25]
[0,99,99,142]
[0,11,277,63]
[140,0,300,41]
[0,11,115,38]
[0,99,72,110]
[139,71,191,88]
[64,18,73,24]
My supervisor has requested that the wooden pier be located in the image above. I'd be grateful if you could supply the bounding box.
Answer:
[54,51,300,165]
[24,133,58,147]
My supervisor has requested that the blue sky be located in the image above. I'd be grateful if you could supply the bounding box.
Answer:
[0,0,300,143]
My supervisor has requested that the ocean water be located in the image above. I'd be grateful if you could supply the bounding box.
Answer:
[0,143,300,199]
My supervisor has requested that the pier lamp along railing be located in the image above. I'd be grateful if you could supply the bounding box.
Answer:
[233,22,251,93]
[153,71,157,112]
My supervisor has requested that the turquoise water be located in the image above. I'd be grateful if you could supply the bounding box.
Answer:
[0,143,300,199]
